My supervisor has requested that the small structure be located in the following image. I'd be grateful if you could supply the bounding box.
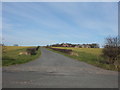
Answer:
[62,43,70,47]
[14,44,19,46]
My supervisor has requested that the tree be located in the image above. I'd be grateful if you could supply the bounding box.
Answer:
[102,36,120,64]
[90,43,99,48]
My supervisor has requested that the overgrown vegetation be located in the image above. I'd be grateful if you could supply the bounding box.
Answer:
[2,46,41,66]
[102,36,120,70]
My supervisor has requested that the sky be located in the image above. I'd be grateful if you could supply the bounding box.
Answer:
[2,2,118,46]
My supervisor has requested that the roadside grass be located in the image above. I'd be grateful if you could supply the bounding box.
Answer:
[2,46,41,66]
[47,47,117,71]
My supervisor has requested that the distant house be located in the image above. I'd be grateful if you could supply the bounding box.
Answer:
[62,43,70,47]
[81,44,90,48]
[81,45,84,48]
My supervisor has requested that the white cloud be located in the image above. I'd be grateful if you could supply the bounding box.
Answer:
[2,2,118,46]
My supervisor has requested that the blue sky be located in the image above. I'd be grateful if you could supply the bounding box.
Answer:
[2,2,118,46]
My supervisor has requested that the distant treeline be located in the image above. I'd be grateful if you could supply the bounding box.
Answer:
[46,43,99,48]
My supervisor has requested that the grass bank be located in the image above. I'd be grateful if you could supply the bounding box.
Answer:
[2,46,41,66]
[47,47,117,71]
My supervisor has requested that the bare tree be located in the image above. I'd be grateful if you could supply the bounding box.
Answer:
[102,36,120,64]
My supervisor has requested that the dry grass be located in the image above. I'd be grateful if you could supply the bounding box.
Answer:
[4,46,32,51]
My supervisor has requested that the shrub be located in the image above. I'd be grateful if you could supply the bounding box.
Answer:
[26,48,36,55]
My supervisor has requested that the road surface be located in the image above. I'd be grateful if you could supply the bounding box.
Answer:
[2,48,118,88]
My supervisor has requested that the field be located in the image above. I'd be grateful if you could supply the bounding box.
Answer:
[52,47,102,56]
[48,47,117,71]
[2,46,41,66]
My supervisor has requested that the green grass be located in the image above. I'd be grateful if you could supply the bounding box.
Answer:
[2,46,41,66]
[47,47,117,71]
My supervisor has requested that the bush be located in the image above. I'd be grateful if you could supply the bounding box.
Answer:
[26,48,36,55]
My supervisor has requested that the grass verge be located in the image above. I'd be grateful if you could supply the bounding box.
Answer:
[47,47,117,71]
[2,46,41,66]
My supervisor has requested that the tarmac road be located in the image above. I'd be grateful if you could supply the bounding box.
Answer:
[2,48,118,88]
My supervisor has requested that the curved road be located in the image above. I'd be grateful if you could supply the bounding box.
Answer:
[3,48,118,88]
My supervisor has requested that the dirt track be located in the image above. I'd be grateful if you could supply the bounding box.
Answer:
[2,48,118,88]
